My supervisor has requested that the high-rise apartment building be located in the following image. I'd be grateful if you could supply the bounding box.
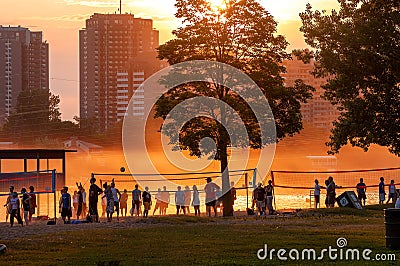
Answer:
[282,55,339,129]
[0,26,49,123]
[79,13,164,131]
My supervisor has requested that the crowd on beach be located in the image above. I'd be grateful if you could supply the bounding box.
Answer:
[2,186,37,227]
[311,176,400,209]
[4,175,400,226]
[58,176,238,223]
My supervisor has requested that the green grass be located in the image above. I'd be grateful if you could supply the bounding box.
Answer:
[1,205,399,265]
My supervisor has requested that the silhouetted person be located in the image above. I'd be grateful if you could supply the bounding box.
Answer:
[379,177,385,204]
[204,177,220,217]
[153,188,162,215]
[175,186,185,215]
[4,186,14,222]
[28,186,37,222]
[184,186,191,214]
[356,178,367,206]
[142,187,152,217]
[160,186,170,215]
[89,177,103,222]
[255,183,266,216]
[10,192,23,227]
[111,180,121,221]
[132,184,142,216]
[120,189,129,217]
[59,187,72,224]
[314,179,322,208]
[21,187,31,226]
[192,185,200,216]
[265,180,274,215]
[387,180,397,204]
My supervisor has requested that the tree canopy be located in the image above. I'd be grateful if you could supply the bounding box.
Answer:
[157,0,314,215]
[299,0,400,155]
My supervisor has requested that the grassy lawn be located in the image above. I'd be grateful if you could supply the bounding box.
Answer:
[1,205,399,265]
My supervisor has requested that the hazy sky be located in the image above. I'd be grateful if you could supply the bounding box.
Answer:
[0,0,339,120]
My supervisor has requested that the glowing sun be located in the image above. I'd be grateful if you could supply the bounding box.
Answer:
[208,0,227,10]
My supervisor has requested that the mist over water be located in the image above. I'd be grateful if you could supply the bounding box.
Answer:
[1,127,400,222]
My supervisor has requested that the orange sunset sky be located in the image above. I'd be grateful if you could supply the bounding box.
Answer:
[0,0,339,120]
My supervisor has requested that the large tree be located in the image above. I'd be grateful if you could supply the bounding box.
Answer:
[299,0,400,155]
[157,0,314,216]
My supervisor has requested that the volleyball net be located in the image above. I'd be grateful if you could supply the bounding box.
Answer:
[270,167,400,209]
[0,170,57,221]
[91,168,258,211]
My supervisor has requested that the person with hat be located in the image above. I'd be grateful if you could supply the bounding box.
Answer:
[89,177,103,222]
[204,177,220,217]
[3,186,14,222]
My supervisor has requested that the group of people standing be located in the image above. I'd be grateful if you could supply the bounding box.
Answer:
[252,180,274,216]
[3,185,37,227]
[354,176,399,207]
[312,176,400,208]
[313,176,339,208]
[57,176,236,223]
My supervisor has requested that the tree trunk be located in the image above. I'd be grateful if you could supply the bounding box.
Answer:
[220,141,233,217]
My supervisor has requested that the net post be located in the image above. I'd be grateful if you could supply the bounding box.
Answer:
[271,171,276,210]
[245,173,248,210]
[252,168,257,189]
[52,169,57,223]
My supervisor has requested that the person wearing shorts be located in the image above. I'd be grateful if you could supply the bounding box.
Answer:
[356,178,367,206]
[314,179,321,208]
[10,192,23,227]
[175,186,185,215]
[111,180,121,220]
[102,182,114,222]
[59,187,72,224]
[153,188,162,215]
[120,189,129,216]
[255,183,266,216]
[204,177,220,217]
[386,180,397,204]
[160,186,170,215]
[132,184,141,216]
[142,187,152,217]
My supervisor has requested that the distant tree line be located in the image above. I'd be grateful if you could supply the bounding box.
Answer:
[0,88,122,148]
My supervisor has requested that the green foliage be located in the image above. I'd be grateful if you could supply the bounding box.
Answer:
[299,0,400,155]
[157,0,314,162]
[1,89,78,144]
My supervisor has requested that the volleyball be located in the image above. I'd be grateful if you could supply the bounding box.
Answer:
[0,244,7,254]
[120,167,125,173]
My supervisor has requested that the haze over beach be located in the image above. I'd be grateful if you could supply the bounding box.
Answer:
[0,0,400,264]
[0,0,338,120]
